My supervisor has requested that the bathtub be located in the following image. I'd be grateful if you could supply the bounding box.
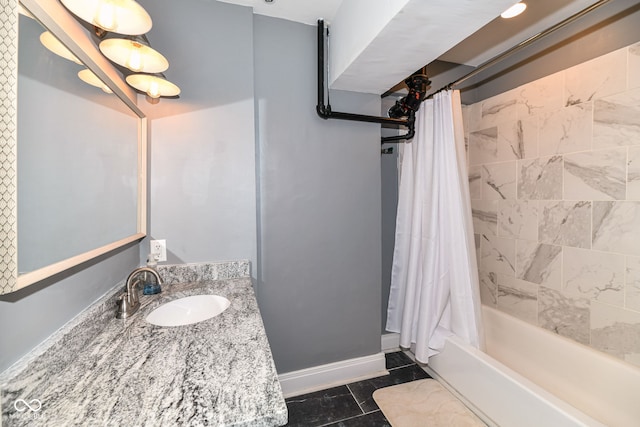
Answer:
[424,305,640,427]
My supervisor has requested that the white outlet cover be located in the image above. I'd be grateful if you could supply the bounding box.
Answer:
[150,239,167,262]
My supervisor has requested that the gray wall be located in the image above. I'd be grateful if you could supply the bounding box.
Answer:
[380,145,398,333]
[380,96,402,334]
[136,3,382,373]
[0,245,140,372]
[254,16,382,373]
[138,0,258,274]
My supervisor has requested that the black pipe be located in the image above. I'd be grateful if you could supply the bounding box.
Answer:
[317,18,327,117]
[316,20,416,141]
[382,111,415,143]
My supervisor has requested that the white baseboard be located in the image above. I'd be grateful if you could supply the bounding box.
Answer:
[381,333,400,352]
[278,352,387,398]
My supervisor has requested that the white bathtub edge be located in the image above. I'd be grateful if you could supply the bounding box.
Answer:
[428,334,606,427]
[483,305,640,426]
[422,362,499,427]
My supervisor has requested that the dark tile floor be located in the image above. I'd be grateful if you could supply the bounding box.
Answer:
[284,351,430,427]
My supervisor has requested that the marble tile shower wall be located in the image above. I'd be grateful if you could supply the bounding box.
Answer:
[464,41,640,368]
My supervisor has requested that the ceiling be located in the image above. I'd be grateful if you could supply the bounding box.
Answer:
[326,0,517,94]
[216,0,343,25]
[216,0,616,94]
[439,0,596,67]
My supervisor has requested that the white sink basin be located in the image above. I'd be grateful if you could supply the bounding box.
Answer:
[145,295,230,327]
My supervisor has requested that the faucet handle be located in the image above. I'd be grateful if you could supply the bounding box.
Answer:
[116,291,140,319]
[116,293,129,319]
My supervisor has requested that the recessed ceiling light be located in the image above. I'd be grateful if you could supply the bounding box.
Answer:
[501,2,527,19]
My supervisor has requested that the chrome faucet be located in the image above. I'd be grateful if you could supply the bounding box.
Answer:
[116,267,163,319]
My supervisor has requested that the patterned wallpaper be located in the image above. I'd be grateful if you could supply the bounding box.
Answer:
[0,0,18,294]
[464,41,640,367]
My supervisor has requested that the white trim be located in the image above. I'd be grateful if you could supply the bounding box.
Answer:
[138,117,148,235]
[381,333,400,352]
[278,352,387,398]
[16,233,145,290]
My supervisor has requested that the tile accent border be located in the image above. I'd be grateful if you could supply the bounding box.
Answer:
[0,0,18,294]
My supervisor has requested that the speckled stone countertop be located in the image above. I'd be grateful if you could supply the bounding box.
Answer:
[0,261,287,426]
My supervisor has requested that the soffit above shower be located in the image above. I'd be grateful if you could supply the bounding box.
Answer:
[218,0,516,94]
[327,0,518,94]
[215,0,344,25]
[216,0,604,95]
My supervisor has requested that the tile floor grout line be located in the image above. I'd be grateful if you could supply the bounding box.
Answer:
[318,410,385,427]
[345,382,367,415]
[388,362,414,371]
[284,353,416,426]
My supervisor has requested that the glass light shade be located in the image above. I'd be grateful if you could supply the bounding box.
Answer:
[40,31,82,64]
[501,2,527,19]
[78,69,113,93]
[99,38,169,73]
[126,74,180,98]
[60,0,152,35]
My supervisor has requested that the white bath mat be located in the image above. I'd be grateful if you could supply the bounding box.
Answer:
[372,379,486,427]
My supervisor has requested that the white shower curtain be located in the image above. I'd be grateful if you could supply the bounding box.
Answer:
[386,90,484,364]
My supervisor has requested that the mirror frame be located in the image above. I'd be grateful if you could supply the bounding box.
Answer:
[0,0,148,294]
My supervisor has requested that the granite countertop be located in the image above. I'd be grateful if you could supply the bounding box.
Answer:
[1,262,287,426]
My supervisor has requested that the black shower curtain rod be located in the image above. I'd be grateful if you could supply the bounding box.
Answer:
[316,19,417,143]
[428,0,612,98]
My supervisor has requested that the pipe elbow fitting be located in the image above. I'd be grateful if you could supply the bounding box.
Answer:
[316,104,330,119]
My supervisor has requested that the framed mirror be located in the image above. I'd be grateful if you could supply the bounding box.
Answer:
[0,0,147,294]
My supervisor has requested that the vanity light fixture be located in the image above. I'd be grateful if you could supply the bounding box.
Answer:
[40,31,82,64]
[99,36,169,73]
[60,0,152,35]
[59,0,179,103]
[501,2,527,19]
[126,73,180,99]
[78,69,113,93]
